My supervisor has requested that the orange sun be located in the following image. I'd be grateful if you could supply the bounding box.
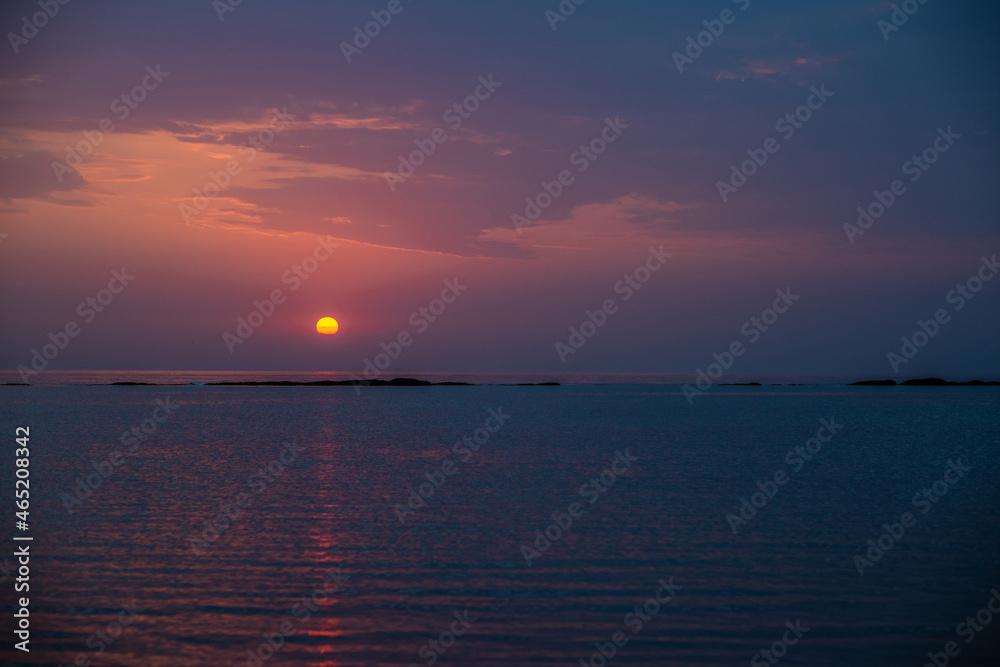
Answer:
[316,317,339,335]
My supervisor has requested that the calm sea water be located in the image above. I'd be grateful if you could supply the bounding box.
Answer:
[1,375,998,666]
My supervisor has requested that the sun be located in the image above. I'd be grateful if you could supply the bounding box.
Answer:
[316,317,339,335]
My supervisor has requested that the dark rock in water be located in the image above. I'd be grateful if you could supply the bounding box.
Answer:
[206,378,436,387]
[103,378,555,387]
[198,378,467,387]
[850,379,897,386]
[4,383,29,386]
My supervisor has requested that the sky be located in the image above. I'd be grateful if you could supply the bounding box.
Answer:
[0,0,998,377]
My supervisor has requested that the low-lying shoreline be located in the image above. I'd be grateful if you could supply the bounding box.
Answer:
[3,377,998,387]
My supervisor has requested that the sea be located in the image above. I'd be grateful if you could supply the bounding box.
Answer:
[0,371,998,666]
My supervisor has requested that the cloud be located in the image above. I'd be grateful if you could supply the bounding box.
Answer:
[0,0,995,251]
[0,151,87,202]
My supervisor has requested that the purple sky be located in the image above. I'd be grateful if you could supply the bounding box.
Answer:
[1,0,998,377]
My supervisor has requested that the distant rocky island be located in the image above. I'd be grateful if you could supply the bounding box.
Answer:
[104,378,560,387]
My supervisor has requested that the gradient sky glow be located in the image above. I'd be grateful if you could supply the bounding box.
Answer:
[1,0,998,376]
